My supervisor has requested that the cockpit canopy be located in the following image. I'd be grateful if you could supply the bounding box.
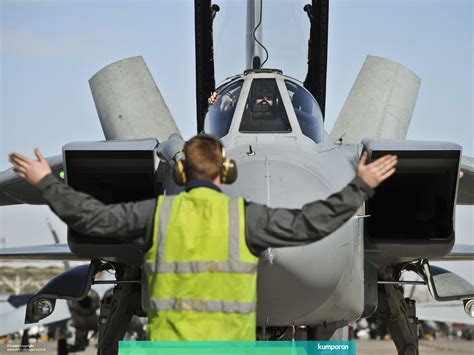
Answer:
[204,76,324,143]
[284,80,324,143]
[204,79,243,138]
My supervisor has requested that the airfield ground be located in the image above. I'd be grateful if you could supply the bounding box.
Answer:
[357,339,473,354]
[2,339,473,354]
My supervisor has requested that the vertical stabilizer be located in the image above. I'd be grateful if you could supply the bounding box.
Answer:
[246,0,263,69]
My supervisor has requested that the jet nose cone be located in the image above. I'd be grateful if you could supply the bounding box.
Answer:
[222,158,332,208]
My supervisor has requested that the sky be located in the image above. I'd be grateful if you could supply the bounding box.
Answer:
[0,0,472,282]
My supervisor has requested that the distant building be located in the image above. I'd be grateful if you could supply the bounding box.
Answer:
[0,266,64,294]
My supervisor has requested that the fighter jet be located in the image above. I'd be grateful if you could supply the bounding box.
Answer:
[0,1,473,354]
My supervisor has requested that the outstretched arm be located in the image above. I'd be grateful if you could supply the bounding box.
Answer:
[245,153,397,255]
[9,149,154,238]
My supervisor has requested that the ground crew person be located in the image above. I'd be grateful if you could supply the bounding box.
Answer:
[9,135,397,343]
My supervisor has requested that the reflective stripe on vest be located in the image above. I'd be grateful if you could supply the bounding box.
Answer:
[149,298,256,314]
[145,196,257,275]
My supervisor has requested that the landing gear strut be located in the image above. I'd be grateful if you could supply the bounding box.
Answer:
[377,283,419,355]
[97,265,143,355]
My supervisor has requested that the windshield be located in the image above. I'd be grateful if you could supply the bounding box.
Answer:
[204,80,243,137]
[239,79,291,133]
[285,80,324,143]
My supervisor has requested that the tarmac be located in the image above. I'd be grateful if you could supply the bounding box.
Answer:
[1,339,473,354]
[357,339,473,354]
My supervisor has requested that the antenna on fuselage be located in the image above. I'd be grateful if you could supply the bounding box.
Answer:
[246,0,269,69]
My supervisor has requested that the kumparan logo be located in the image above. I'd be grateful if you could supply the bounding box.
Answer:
[317,343,350,351]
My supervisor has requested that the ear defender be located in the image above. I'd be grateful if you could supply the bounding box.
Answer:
[219,147,238,184]
[220,157,238,184]
[172,141,238,186]
[172,159,187,186]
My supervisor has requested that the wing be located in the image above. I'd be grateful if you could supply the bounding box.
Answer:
[430,244,474,261]
[458,156,474,205]
[0,155,63,206]
[330,55,421,144]
[0,244,84,261]
[417,301,474,325]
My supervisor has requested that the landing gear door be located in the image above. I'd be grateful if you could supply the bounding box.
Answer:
[422,260,474,301]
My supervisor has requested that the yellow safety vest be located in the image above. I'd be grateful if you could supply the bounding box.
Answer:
[144,187,258,340]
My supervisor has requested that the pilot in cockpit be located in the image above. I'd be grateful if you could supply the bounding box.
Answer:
[249,86,275,117]
[208,82,275,111]
[252,87,274,109]
[243,79,289,132]
[208,90,238,112]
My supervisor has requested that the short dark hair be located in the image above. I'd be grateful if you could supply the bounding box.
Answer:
[184,135,223,181]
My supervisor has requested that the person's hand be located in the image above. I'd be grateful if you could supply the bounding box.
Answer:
[208,91,219,105]
[9,148,52,186]
[357,152,397,188]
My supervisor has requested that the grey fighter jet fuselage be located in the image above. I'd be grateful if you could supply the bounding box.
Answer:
[196,69,463,328]
[209,70,366,326]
